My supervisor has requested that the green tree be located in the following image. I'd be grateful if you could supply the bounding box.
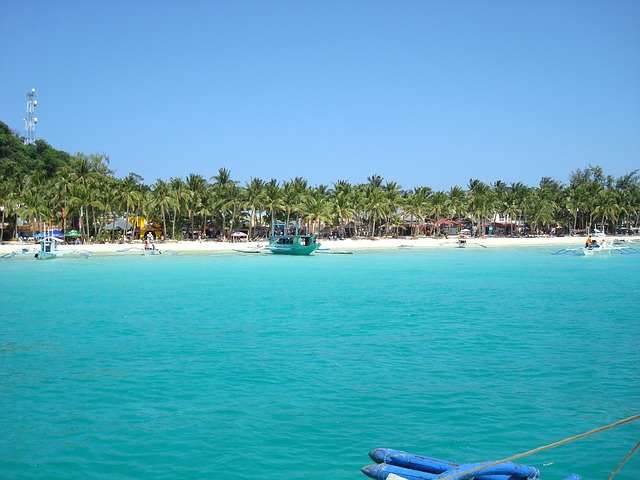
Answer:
[185,173,207,238]
[263,179,283,234]
[245,177,266,240]
[211,168,237,239]
[381,181,403,237]
[330,180,355,238]
[169,177,189,239]
[467,179,495,236]
[151,179,173,239]
[304,186,331,235]
[447,186,466,222]
[428,191,450,237]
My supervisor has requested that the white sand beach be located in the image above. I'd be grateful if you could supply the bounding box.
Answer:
[3,235,636,256]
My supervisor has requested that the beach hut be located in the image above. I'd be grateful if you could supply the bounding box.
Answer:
[434,218,462,236]
[103,218,133,231]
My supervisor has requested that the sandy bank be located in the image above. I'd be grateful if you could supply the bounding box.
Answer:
[3,235,635,256]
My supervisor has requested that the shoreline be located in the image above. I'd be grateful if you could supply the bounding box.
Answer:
[2,235,637,256]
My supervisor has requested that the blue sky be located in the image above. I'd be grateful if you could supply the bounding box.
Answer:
[1,0,638,190]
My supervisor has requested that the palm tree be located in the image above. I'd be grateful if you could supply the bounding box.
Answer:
[69,154,93,236]
[428,191,450,237]
[594,188,620,235]
[304,186,331,235]
[211,168,237,240]
[20,187,49,238]
[363,184,385,237]
[185,173,207,238]
[404,187,431,237]
[245,177,266,240]
[52,165,74,233]
[263,179,283,235]
[367,174,383,188]
[151,179,172,239]
[502,187,519,236]
[381,181,403,237]
[97,178,122,241]
[529,189,556,234]
[225,183,244,236]
[0,176,13,241]
[67,182,92,238]
[201,183,220,239]
[281,178,308,232]
[619,184,640,231]
[466,179,493,236]
[330,181,355,238]
[447,186,466,222]
[120,173,144,240]
[538,177,565,234]
[168,177,189,239]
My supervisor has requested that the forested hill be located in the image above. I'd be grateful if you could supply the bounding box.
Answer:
[0,120,72,182]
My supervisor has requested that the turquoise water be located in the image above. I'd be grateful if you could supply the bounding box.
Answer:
[1,247,639,479]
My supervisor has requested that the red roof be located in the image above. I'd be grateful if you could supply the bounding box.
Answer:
[434,218,461,226]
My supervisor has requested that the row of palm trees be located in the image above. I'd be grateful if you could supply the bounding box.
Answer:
[1,155,638,242]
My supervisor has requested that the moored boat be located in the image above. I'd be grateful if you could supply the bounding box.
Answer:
[34,237,60,260]
[265,233,320,255]
[362,415,640,480]
[34,236,91,260]
[117,245,177,255]
[439,238,487,249]
[554,238,639,256]
[1,247,38,259]
[265,221,320,255]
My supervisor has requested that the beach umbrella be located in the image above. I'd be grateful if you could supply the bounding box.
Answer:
[64,230,83,238]
[231,231,248,242]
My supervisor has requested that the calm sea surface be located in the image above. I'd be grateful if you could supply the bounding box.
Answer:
[1,246,639,479]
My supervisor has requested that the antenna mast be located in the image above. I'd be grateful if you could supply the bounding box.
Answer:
[24,88,38,145]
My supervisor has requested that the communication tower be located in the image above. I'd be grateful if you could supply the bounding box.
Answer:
[24,88,38,145]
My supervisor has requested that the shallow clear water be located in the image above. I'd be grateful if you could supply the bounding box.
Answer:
[1,246,639,479]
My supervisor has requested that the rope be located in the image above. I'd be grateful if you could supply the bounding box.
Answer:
[607,440,640,480]
[437,414,640,480]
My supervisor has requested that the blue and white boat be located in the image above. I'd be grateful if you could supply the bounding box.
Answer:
[33,228,92,260]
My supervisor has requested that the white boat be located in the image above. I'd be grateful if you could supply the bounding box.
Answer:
[0,247,38,259]
[117,245,177,255]
[554,239,639,256]
[580,239,637,256]
[34,236,92,260]
[439,238,487,249]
